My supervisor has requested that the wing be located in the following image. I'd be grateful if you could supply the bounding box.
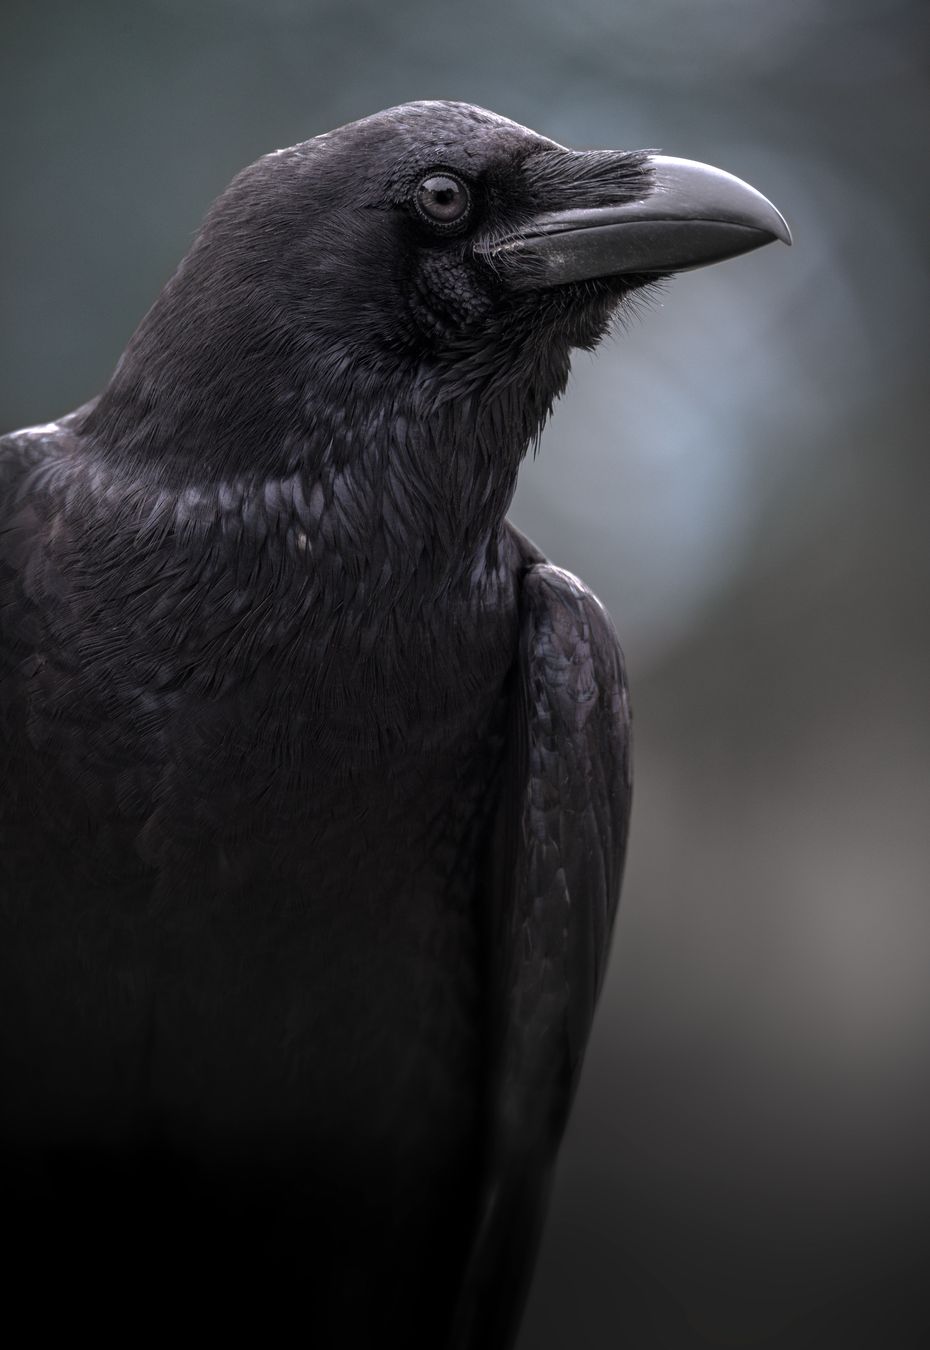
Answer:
[451,544,633,1349]
[0,419,86,803]
[0,425,51,798]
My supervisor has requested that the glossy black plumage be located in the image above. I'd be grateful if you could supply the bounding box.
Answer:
[0,102,785,1345]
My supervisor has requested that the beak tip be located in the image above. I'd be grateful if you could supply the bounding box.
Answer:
[650,154,792,254]
[772,212,793,247]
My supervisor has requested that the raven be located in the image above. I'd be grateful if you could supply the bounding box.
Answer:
[0,102,788,1346]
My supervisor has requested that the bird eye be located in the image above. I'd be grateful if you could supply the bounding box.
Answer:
[415,173,471,228]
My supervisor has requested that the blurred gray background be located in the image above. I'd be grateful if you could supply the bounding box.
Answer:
[2,0,928,1344]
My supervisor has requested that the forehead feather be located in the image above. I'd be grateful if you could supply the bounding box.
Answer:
[309,100,556,181]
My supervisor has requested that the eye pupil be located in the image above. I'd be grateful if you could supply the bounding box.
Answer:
[416,173,470,227]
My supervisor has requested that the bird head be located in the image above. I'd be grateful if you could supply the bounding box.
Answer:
[266,101,788,369]
[87,100,789,501]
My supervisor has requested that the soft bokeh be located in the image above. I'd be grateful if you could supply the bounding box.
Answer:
[2,1,928,1342]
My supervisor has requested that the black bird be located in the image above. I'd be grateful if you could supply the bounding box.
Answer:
[0,102,788,1346]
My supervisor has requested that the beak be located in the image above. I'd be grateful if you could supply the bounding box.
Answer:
[489,155,791,288]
